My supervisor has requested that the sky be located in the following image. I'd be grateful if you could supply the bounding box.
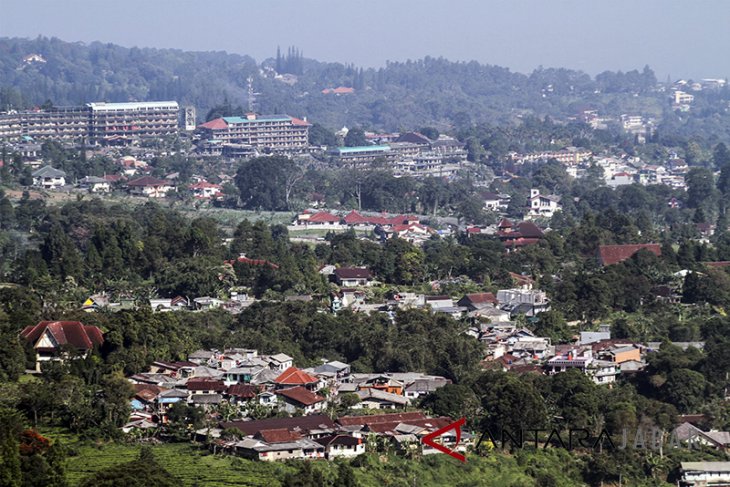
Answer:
[1,0,729,79]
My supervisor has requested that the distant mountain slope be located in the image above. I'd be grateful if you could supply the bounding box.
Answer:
[0,36,673,132]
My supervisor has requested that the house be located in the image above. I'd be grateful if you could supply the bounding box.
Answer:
[193,296,224,310]
[274,367,320,390]
[545,349,618,385]
[221,414,337,440]
[316,434,365,459]
[333,267,373,287]
[78,175,111,192]
[234,435,325,462]
[403,378,451,402]
[267,353,294,372]
[526,189,561,219]
[126,176,175,198]
[386,222,436,244]
[32,166,66,189]
[597,244,661,266]
[186,379,227,396]
[680,462,730,486]
[607,172,635,188]
[21,321,104,372]
[603,345,641,364]
[189,181,222,199]
[226,384,259,403]
[297,211,341,227]
[457,293,498,311]
[425,295,453,309]
[224,358,268,385]
[356,375,404,395]
[481,192,510,212]
[354,389,410,409]
[312,361,351,379]
[149,296,190,312]
[496,288,550,317]
[81,293,112,312]
[338,289,366,308]
[276,386,326,414]
[497,219,544,251]
[579,324,612,345]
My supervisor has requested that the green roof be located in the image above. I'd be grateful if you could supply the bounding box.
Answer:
[223,115,291,124]
[334,145,391,154]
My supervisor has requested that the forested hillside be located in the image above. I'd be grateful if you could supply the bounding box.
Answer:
[5,35,728,142]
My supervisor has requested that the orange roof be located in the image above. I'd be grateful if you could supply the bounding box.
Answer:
[274,367,319,386]
[199,118,228,130]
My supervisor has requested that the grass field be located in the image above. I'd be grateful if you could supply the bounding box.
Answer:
[40,426,592,487]
[62,441,295,487]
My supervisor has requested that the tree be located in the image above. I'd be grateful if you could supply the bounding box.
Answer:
[344,128,367,147]
[0,198,14,230]
[40,223,83,280]
[308,123,338,147]
[235,156,299,210]
[662,369,707,413]
[713,142,730,169]
[0,408,22,487]
[473,371,547,436]
[686,167,716,209]
[419,384,479,420]
[419,127,439,140]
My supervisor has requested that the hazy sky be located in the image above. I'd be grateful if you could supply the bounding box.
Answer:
[2,0,729,79]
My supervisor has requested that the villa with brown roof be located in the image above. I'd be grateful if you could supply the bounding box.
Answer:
[21,321,104,372]
[333,267,373,287]
[126,176,175,198]
[276,386,326,414]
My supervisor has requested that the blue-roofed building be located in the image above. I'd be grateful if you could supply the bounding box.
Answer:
[329,145,395,165]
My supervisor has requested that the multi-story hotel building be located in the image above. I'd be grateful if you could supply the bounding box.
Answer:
[0,113,22,140]
[87,101,180,142]
[0,101,180,143]
[22,106,90,140]
[197,113,310,152]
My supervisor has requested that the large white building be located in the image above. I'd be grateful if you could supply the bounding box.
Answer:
[0,101,181,143]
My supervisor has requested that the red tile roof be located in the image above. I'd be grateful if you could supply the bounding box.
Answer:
[336,412,427,427]
[307,211,341,223]
[703,261,730,268]
[221,414,336,436]
[127,176,171,187]
[366,417,453,434]
[189,181,221,190]
[462,292,497,305]
[498,218,513,228]
[256,428,302,443]
[290,117,311,126]
[227,384,259,399]
[598,244,661,266]
[343,210,370,225]
[186,379,227,392]
[274,367,319,386]
[20,321,104,350]
[199,118,228,130]
[276,386,325,406]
